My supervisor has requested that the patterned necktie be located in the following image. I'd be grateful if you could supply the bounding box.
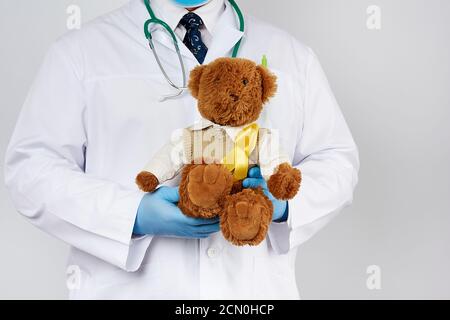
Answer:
[180,12,208,64]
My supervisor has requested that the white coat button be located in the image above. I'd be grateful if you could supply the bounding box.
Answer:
[207,247,220,258]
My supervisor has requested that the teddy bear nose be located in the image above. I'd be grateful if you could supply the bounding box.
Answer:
[229,93,239,102]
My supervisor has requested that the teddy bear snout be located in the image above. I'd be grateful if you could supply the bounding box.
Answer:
[229,93,239,102]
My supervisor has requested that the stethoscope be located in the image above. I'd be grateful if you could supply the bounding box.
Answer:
[143,0,245,101]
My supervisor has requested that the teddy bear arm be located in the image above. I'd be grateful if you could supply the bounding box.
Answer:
[257,129,300,200]
[136,171,159,192]
[136,141,185,192]
[267,163,302,201]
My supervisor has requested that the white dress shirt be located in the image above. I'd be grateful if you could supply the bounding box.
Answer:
[152,0,225,47]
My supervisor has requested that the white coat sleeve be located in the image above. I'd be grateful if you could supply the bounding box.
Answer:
[4,42,151,272]
[268,48,360,254]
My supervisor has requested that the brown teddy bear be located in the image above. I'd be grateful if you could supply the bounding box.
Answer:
[136,57,301,246]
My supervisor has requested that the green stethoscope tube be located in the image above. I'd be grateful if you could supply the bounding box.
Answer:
[228,0,245,58]
[143,0,245,101]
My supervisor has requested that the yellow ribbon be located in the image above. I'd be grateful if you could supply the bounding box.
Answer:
[223,123,260,181]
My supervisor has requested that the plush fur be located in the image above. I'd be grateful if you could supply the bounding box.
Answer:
[179,163,234,218]
[136,171,159,193]
[188,58,277,127]
[221,188,273,246]
[136,57,301,246]
[267,163,302,200]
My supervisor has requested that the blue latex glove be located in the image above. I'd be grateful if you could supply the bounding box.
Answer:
[133,186,220,238]
[242,167,289,223]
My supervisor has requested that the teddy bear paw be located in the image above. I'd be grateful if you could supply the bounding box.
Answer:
[267,163,301,200]
[221,188,273,246]
[186,164,234,210]
[136,171,159,192]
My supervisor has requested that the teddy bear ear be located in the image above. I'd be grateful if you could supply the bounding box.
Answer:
[256,65,278,104]
[188,65,207,99]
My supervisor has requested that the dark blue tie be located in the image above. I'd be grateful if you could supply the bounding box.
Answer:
[180,12,208,64]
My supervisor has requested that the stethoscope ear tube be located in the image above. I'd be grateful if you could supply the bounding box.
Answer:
[145,16,188,101]
[148,37,188,102]
[147,38,187,90]
[228,0,245,58]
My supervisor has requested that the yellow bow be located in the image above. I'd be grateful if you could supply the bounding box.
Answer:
[223,123,260,181]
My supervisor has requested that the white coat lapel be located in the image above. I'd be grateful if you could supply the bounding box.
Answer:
[150,26,197,62]
[203,1,245,64]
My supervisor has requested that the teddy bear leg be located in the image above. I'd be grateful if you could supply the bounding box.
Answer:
[179,164,234,218]
[230,180,243,194]
[221,188,273,246]
[267,163,302,200]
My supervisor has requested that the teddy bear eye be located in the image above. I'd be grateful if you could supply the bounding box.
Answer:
[242,78,249,86]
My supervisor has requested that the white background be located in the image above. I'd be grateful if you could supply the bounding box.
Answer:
[1,0,449,299]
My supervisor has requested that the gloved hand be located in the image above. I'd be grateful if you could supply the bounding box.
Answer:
[242,167,288,223]
[133,186,220,238]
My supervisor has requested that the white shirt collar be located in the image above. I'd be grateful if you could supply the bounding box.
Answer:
[151,0,225,34]
[189,118,254,142]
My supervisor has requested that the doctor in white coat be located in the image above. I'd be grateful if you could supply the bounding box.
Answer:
[4,0,359,299]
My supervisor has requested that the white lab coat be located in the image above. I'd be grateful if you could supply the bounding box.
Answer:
[4,0,359,300]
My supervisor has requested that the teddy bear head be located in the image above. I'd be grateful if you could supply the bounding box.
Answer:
[188,57,278,127]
